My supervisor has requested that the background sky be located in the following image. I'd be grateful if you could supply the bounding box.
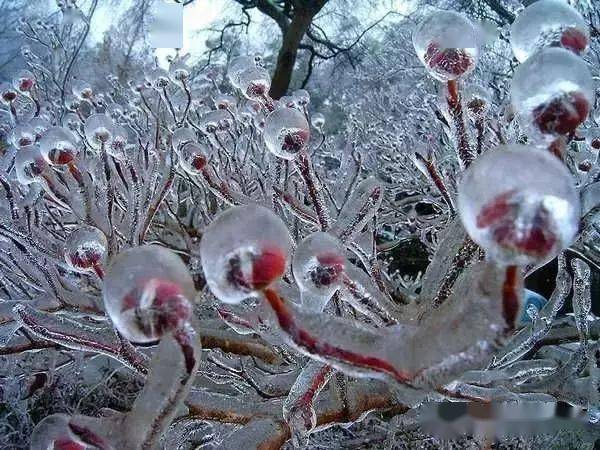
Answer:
[87,0,417,68]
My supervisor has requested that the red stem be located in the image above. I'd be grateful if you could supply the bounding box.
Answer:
[263,288,413,384]
[92,263,104,279]
[447,80,474,169]
[294,151,331,231]
[502,265,520,331]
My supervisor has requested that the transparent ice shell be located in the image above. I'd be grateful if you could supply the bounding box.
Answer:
[200,205,293,304]
[227,56,257,89]
[179,142,209,175]
[412,10,481,82]
[237,66,271,100]
[103,245,195,343]
[39,126,79,165]
[311,112,325,129]
[510,0,589,63]
[292,232,346,300]
[172,126,196,152]
[15,145,48,185]
[64,226,108,274]
[200,109,233,134]
[84,113,116,150]
[263,107,310,160]
[458,145,580,266]
[511,48,593,137]
[30,414,86,450]
[13,69,35,93]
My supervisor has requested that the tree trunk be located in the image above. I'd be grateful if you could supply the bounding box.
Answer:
[269,11,314,99]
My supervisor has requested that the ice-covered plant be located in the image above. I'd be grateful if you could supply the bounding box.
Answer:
[1,2,599,449]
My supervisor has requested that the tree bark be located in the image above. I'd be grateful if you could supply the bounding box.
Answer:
[269,10,315,99]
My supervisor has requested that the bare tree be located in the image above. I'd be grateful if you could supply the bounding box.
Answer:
[197,0,393,98]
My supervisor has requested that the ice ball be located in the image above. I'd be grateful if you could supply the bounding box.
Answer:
[511,48,593,137]
[510,0,588,63]
[413,10,481,82]
[200,205,292,304]
[103,245,195,343]
[264,107,310,160]
[458,145,580,266]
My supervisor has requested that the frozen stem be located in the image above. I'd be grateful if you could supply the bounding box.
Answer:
[446,80,474,169]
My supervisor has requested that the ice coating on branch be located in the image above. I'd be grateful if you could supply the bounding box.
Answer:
[103,245,195,343]
[458,145,579,266]
[510,0,589,62]
[412,10,480,81]
[200,205,293,304]
[64,225,107,276]
[264,107,310,160]
[283,361,332,448]
[39,126,79,165]
[489,252,571,369]
[511,48,593,137]
[30,414,87,450]
[571,258,591,346]
[292,232,346,309]
[15,145,48,185]
[332,177,383,243]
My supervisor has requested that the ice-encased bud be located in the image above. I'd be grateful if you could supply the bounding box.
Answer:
[84,113,115,149]
[237,66,271,100]
[12,124,35,148]
[264,107,310,160]
[172,126,196,152]
[0,82,17,104]
[13,69,35,93]
[293,89,310,106]
[147,67,171,89]
[72,79,93,99]
[39,126,79,165]
[227,56,257,89]
[200,109,233,134]
[15,146,48,185]
[458,145,580,266]
[465,85,491,118]
[29,117,51,140]
[293,232,346,299]
[64,226,107,274]
[412,10,480,82]
[106,123,129,158]
[200,205,292,304]
[215,94,236,110]
[311,112,325,130]
[179,142,208,174]
[30,414,86,450]
[511,48,593,137]
[510,0,589,63]
[103,245,194,343]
